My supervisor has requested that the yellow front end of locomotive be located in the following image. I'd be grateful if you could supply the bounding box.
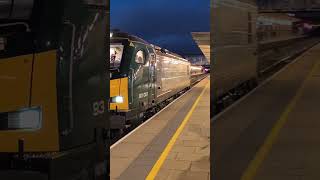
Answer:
[110,77,129,111]
[0,51,60,152]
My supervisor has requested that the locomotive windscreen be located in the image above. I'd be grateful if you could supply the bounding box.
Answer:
[84,0,106,6]
[0,0,34,20]
[110,44,124,68]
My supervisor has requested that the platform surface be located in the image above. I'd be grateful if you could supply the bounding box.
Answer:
[111,77,210,180]
[212,43,320,180]
[155,78,210,180]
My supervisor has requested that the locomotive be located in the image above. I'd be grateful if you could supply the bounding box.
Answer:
[0,1,109,179]
[110,31,206,131]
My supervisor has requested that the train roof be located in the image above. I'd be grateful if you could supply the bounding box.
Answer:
[110,31,189,62]
[153,46,182,58]
[154,47,189,62]
[110,31,150,45]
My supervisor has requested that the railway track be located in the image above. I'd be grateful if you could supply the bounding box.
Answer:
[215,37,320,115]
[258,37,320,80]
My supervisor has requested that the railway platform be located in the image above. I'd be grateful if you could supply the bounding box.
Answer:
[110,77,210,180]
[213,43,320,180]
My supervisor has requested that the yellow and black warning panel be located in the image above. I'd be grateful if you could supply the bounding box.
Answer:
[0,0,109,179]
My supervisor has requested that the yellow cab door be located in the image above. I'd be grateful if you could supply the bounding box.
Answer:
[0,52,34,113]
[0,25,59,152]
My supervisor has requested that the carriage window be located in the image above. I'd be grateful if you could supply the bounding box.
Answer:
[135,50,144,64]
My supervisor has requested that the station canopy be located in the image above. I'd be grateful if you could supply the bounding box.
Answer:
[191,32,210,62]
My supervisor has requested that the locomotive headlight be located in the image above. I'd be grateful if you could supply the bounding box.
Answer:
[111,96,124,103]
[0,107,42,130]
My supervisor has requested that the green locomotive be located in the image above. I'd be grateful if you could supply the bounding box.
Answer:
[110,31,205,132]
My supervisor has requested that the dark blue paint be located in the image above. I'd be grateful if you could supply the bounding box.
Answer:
[110,0,210,56]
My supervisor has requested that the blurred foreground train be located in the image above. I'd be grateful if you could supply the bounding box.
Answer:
[0,1,109,179]
[110,31,207,132]
[211,0,318,115]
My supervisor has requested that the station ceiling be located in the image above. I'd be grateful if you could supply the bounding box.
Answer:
[191,32,210,62]
[258,0,320,12]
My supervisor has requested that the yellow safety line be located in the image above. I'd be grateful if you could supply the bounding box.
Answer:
[241,61,320,180]
[146,81,209,180]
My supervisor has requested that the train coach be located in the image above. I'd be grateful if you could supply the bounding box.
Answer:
[257,13,301,42]
[211,0,259,114]
[110,31,205,132]
[211,0,315,115]
[190,65,206,84]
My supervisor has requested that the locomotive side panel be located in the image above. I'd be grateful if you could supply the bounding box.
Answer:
[155,52,191,103]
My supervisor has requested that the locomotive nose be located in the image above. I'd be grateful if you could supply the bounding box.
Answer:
[110,77,129,111]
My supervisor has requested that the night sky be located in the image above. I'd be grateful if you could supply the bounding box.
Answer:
[110,0,210,56]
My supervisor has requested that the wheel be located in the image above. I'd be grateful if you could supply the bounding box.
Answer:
[248,78,258,89]
[211,93,219,117]
[110,129,124,139]
[131,111,144,128]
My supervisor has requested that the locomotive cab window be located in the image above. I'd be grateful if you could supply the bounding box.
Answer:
[0,0,34,20]
[135,50,145,64]
[110,44,124,68]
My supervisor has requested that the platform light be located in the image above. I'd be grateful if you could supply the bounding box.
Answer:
[110,33,113,38]
[112,96,124,103]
